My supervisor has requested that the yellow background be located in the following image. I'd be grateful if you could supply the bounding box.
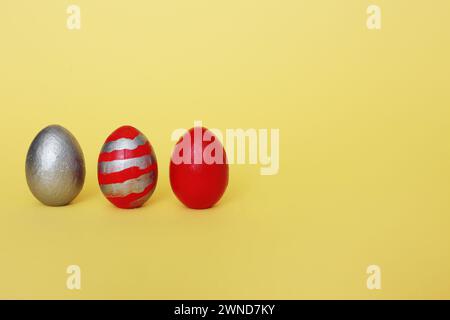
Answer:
[1,0,449,299]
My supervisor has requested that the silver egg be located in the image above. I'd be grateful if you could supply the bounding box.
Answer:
[25,125,86,206]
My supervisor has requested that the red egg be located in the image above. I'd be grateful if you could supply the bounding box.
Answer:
[98,125,158,209]
[170,127,228,209]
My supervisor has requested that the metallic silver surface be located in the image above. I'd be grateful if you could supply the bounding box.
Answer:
[100,134,147,153]
[25,125,86,206]
[99,172,154,197]
[129,188,155,208]
[98,155,153,174]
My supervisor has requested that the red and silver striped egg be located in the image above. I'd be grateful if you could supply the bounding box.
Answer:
[97,125,158,209]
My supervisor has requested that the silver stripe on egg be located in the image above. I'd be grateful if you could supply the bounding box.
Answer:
[101,134,147,153]
[100,172,154,198]
[25,125,86,206]
[128,188,155,208]
[98,155,153,174]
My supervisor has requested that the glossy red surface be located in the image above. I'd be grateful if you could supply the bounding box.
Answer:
[170,127,228,209]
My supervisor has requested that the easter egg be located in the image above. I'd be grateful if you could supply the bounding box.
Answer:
[169,127,228,209]
[25,125,86,206]
[98,125,158,209]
